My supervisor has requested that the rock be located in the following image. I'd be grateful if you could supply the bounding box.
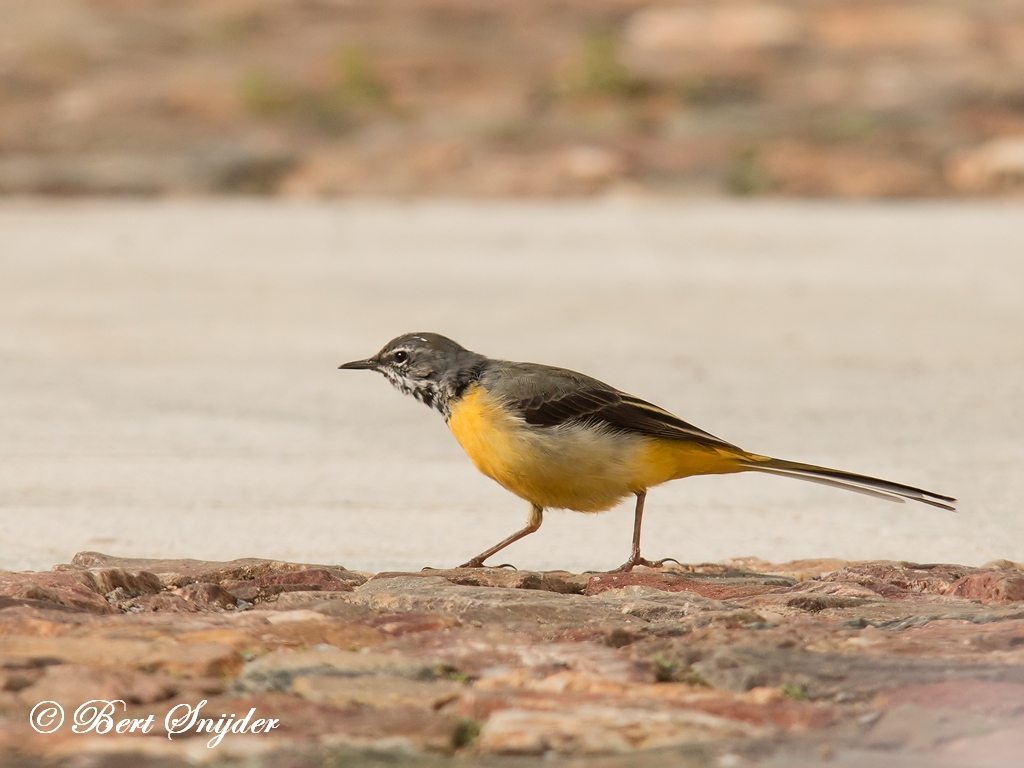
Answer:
[0,571,112,614]
[625,6,802,54]
[0,635,243,678]
[292,674,464,710]
[590,585,748,622]
[0,568,164,615]
[221,568,359,602]
[819,562,978,598]
[475,705,770,755]
[720,558,850,581]
[367,612,462,637]
[762,143,937,197]
[261,617,386,650]
[946,138,1024,193]
[272,591,373,612]
[559,146,626,186]
[813,7,975,52]
[315,705,468,754]
[585,571,792,600]
[345,576,636,627]
[372,568,591,595]
[371,569,548,591]
[175,581,238,609]
[945,571,1024,604]
[691,645,1024,699]
[69,551,367,590]
[234,647,437,694]
[384,627,657,686]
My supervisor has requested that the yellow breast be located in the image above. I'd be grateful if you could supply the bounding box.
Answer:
[446,384,744,512]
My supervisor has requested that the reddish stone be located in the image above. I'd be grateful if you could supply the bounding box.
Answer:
[820,562,978,599]
[681,696,840,732]
[945,572,1024,604]
[221,569,357,602]
[0,571,114,614]
[69,551,367,590]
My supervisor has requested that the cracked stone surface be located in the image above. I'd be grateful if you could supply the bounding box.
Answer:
[0,552,1022,767]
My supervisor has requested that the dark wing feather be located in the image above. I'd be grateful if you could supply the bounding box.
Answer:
[517,386,737,449]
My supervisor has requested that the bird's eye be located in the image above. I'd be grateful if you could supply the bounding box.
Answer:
[392,350,409,364]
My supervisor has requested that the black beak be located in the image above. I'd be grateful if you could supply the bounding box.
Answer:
[338,358,377,370]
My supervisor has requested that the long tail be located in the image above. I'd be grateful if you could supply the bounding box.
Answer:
[738,456,956,511]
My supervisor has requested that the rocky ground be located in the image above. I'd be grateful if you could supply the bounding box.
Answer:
[0,553,1021,767]
[3,0,1024,198]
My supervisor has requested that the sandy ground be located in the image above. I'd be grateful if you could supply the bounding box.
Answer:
[0,199,1021,573]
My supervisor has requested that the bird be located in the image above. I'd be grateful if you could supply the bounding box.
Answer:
[339,332,956,571]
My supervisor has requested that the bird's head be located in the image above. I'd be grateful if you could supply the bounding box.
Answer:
[339,332,485,415]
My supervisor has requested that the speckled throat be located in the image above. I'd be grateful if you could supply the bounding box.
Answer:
[380,368,450,416]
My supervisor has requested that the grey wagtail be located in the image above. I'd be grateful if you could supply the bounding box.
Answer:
[340,333,956,571]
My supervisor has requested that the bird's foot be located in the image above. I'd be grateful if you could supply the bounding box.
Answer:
[612,556,680,573]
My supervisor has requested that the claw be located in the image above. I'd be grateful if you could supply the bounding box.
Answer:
[493,563,518,571]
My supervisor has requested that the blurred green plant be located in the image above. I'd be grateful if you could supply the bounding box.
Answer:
[240,49,389,134]
[781,683,808,700]
[306,48,389,133]
[335,48,388,107]
[432,662,473,684]
[573,29,643,98]
[727,146,774,196]
[452,718,482,748]
[239,70,292,117]
[652,653,677,682]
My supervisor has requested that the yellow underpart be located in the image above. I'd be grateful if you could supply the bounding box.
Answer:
[447,384,745,512]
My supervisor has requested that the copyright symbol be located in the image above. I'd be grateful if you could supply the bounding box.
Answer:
[29,701,64,734]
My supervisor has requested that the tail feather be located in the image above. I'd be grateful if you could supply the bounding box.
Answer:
[739,457,956,511]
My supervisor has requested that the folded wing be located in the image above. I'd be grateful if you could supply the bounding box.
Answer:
[515,385,739,450]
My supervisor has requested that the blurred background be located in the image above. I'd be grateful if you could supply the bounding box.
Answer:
[2,0,1024,199]
[2,2,1023,573]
